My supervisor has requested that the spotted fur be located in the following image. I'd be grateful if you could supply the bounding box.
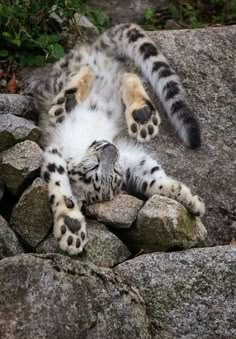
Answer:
[26,23,205,255]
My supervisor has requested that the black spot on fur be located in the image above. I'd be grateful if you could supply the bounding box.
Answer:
[151,166,160,174]
[159,68,175,79]
[44,171,50,182]
[159,185,163,189]
[152,61,168,73]
[164,81,180,101]
[142,181,148,192]
[51,148,60,155]
[57,165,65,174]
[170,100,186,116]
[47,163,56,172]
[150,180,156,187]
[127,28,145,42]
[91,104,97,110]
[84,177,92,184]
[139,160,145,166]
[140,42,157,60]
[55,181,60,186]
[49,194,55,204]
[126,168,131,180]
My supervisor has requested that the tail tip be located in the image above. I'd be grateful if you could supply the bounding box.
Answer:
[185,124,201,149]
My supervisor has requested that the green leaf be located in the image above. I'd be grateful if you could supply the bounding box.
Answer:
[0,49,8,57]
[48,43,64,59]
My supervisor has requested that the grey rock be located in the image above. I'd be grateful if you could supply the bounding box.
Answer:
[0,94,35,119]
[0,140,42,195]
[84,194,144,228]
[0,114,41,152]
[0,253,150,339]
[11,178,52,247]
[0,215,24,259]
[145,26,236,246]
[116,195,207,253]
[116,246,236,339]
[36,220,131,268]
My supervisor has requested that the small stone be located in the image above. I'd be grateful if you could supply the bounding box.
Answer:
[0,215,24,259]
[10,178,52,248]
[116,195,207,253]
[84,194,144,228]
[0,140,42,195]
[36,220,131,268]
[0,114,41,152]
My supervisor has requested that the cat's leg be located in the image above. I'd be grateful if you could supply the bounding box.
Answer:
[119,142,205,216]
[41,145,87,255]
[120,72,161,142]
[48,65,95,124]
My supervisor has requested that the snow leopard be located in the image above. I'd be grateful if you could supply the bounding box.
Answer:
[26,23,205,255]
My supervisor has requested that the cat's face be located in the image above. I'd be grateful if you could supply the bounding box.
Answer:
[68,140,123,204]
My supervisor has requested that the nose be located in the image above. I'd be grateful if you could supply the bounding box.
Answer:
[100,144,118,163]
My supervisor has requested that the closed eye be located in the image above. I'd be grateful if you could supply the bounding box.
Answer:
[86,164,99,173]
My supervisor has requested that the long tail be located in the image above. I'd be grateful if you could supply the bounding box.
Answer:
[96,23,201,148]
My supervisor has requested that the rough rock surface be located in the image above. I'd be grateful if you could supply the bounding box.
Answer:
[11,178,52,247]
[116,246,236,339]
[0,215,24,259]
[37,220,131,268]
[84,194,144,228]
[0,254,150,339]
[0,94,35,119]
[0,140,42,195]
[144,26,236,246]
[116,195,207,253]
[0,114,41,152]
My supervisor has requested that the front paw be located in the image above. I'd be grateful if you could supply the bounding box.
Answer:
[54,209,87,255]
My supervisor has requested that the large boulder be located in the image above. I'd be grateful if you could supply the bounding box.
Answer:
[36,220,131,268]
[116,195,207,253]
[0,254,150,339]
[84,194,144,228]
[10,178,52,248]
[145,26,236,246]
[116,245,236,339]
[0,114,41,152]
[0,140,42,195]
[0,215,24,259]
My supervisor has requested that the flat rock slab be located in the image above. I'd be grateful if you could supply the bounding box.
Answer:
[0,114,41,152]
[0,140,42,195]
[0,215,24,259]
[116,245,236,339]
[11,178,52,247]
[146,26,236,246]
[36,220,131,268]
[0,254,150,339]
[84,194,144,228]
[115,195,207,253]
[0,94,35,119]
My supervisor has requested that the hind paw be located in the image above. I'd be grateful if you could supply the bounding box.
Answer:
[127,103,161,142]
[54,209,87,255]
